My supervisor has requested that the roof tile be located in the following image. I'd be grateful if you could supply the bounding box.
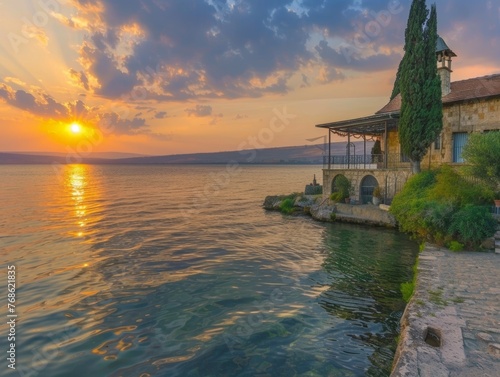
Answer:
[377,74,500,114]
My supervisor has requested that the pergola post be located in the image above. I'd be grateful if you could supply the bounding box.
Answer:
[384,121,388,169]
[363,134,366,169]
[347,132,351,169]
[328,129,331,170]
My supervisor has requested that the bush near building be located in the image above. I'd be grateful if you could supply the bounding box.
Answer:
[390,166,496,249]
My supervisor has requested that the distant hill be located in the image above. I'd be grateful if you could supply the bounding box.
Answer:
[7,151,149,159]
[0,141,372,165]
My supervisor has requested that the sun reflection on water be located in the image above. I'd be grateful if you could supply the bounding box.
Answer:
[66,164,89,237]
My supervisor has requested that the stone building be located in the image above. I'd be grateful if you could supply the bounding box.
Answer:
[316,37,500,204]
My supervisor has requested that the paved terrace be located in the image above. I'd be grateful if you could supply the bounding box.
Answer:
[391,237,500,377]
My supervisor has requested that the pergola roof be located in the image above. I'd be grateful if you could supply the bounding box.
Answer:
[315,112,399,136]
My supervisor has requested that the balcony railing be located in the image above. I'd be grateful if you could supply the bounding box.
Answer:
[323,153,411,170]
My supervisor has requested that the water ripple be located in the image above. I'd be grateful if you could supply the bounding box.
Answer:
[0,165,418,377]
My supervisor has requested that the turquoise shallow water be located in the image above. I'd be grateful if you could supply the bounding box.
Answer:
[0,165,417,377]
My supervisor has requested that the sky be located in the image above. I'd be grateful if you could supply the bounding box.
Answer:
[0,0,499,156]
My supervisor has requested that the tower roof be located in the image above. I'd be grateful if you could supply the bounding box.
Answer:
[436,35,457,57]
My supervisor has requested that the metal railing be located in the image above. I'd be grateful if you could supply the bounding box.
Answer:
[323,154,411,170]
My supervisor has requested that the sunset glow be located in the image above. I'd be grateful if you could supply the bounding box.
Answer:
[70,123,82,134]
[0,1,498,155]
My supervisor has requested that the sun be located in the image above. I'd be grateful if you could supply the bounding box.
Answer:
[70,122,82,134]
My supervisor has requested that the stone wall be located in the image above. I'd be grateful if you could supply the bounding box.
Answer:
[322,168,412,203]
[386,97,500,169]
[310,202,396,227]
[438,97,500,165]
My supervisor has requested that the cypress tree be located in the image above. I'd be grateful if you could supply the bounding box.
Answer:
[390,59,402,100]
[422,5,442,155]
[398,1,442,173]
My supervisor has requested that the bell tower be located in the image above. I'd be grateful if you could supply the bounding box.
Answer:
[436,36,457,96]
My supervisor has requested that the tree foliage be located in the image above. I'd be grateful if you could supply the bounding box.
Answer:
[390,59,403,100]
[398,1,442,173]
[462,131,500,189]
[449,205,498,247]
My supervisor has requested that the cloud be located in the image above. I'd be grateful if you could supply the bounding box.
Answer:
[300,74,310,88]
[209,113,224,125]
[66,99,92,118]
[65,0,345,100]
[135,105,155,112]
[80,42,138,97]
[60,0,499,102]
[315,40,401,72]
[4,77,28,87]
[185,105,213,117]
[317,66,345,84]
[0,82,171,138]
[69,69,90,90]
[98,112,148,134]
[154,111,167,119]
[0,84,68,119]
[22,24,49,47]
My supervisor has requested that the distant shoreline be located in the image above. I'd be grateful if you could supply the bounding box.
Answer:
[0,141,372,166]
[0,161,324,166]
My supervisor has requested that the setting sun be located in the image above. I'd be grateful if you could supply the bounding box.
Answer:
[70,123,82,134]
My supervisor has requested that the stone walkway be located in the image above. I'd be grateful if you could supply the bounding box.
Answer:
[391,243,500,377]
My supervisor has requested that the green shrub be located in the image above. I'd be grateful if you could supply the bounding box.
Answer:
[331,175,352,201]
[391,168,496,247]
[448,240,464,252]
[449,205,497,248]
[401,258,419,302]
[429,165,493,206]
[462,131,500,188]
[400,282,414,303]
[279,198,296,214]
[390,171,437,228]
[391,195,429,238]
[421,201,455,243]
[330,192,345,202]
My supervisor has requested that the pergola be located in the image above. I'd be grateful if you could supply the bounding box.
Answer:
[316,112,400,169]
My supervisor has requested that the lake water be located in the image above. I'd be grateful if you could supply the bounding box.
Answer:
[0,165,418,377]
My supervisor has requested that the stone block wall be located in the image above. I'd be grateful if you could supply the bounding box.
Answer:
[436,97,500,165]
[385,97,500,168]
[322,169,412,203]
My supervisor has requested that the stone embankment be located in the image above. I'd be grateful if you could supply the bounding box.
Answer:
[391,244,500,377]
[263,194,396,227]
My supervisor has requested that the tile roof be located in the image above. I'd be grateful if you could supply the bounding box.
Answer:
[376,74,500,114]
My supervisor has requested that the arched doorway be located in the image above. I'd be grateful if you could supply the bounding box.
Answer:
[360,175,378,204]
[331,174,348,193]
